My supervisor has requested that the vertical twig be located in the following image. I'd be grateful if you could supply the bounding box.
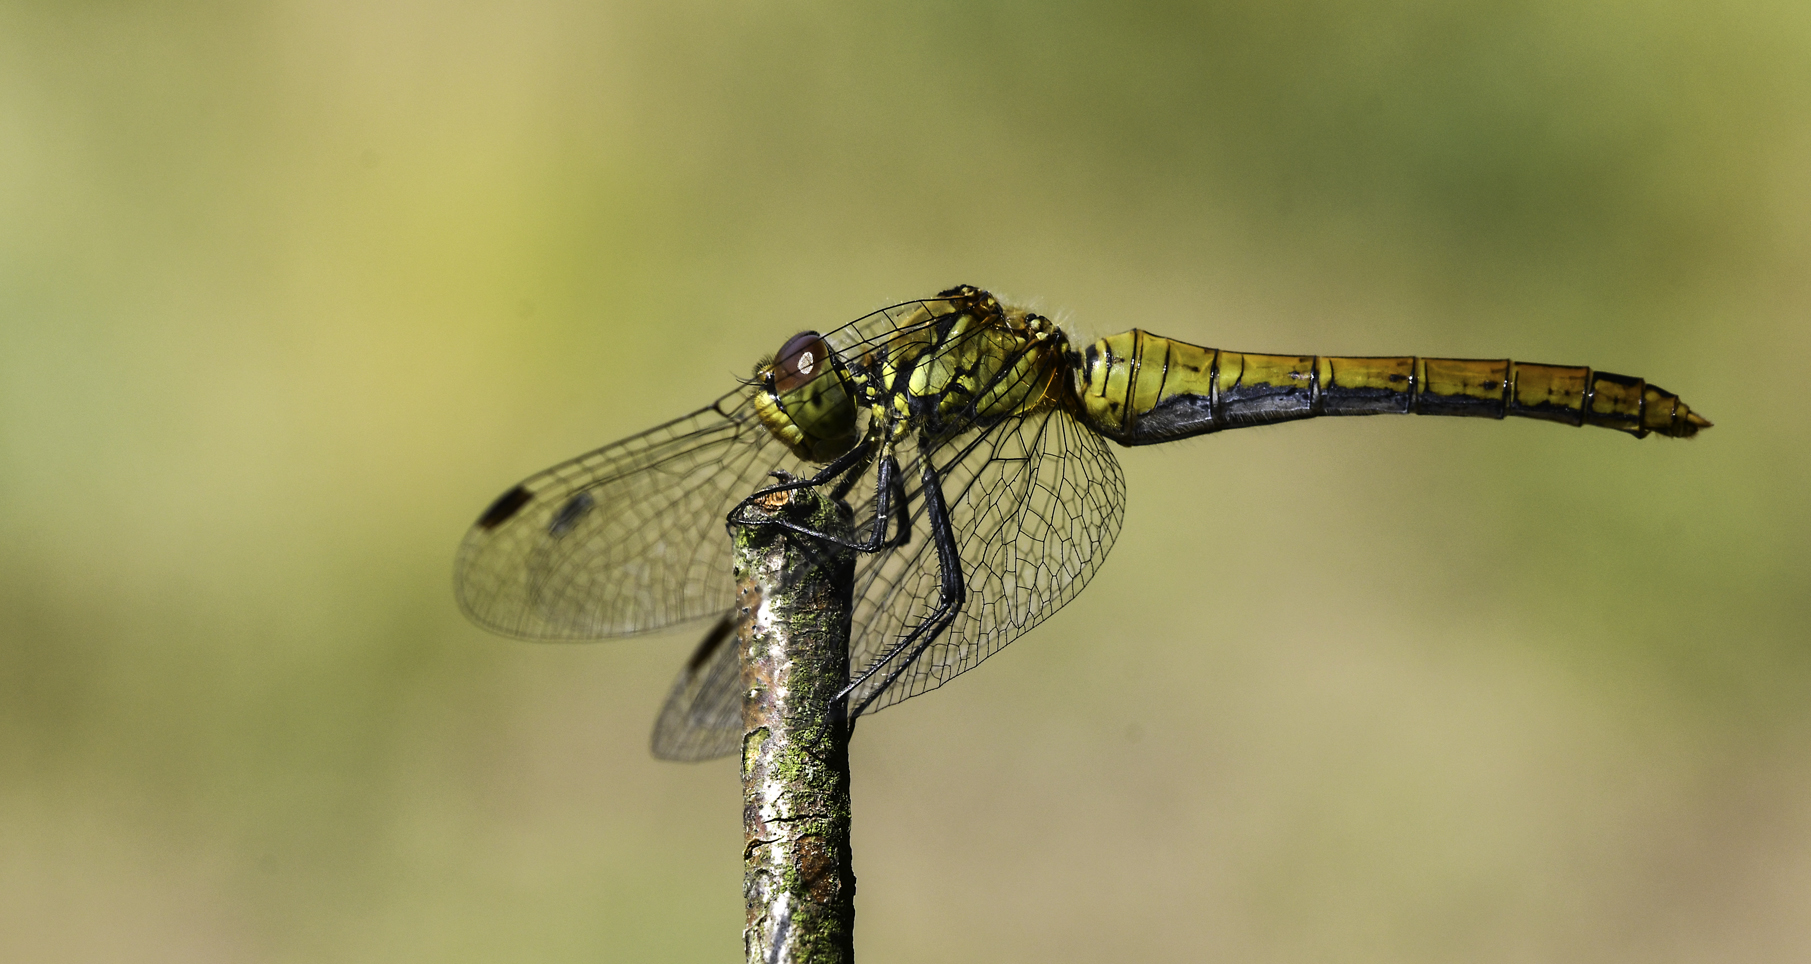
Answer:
[737,483,857,964]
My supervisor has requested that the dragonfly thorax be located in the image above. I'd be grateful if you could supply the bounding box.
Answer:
[753,294,1073,461]
[880,298,1070,433]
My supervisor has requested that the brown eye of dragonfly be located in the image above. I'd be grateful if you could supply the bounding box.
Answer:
[773,331,830,393]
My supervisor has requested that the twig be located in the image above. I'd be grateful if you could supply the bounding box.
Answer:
[736,483,857,964]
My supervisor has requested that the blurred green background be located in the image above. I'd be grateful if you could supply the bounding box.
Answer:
[2,0,1807,961]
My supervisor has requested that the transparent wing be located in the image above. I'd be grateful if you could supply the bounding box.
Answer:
[818,293,969,363]
[844,406,1127,714]
[649,403,1130,760]
[455,389,802,639]
[650,615,744,761]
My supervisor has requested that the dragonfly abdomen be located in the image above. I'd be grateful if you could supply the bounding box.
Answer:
[1073,330,1711,445]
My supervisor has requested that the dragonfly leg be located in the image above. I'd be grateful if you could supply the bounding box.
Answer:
[724,443,867,538]
[828,445,873,502]
[836,442,967,718]
[850,450,911,552]
[833,424,913,550]
[743,435,873,499]
[730,441,910,554]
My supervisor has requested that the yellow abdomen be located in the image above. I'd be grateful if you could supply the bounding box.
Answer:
[1073,329,1710,445]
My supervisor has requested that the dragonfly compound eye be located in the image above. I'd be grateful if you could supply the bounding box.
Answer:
[773,331,829,395]
[763,330,858,462]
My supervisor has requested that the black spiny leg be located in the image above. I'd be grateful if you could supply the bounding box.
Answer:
[732,444,911,554]
[732,434,873,507]
[857,451,912,553]
[836,440,967,719]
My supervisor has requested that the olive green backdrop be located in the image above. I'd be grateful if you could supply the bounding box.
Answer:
[2,1,1806,961]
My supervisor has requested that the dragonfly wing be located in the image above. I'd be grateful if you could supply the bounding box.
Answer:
[455,390,799,639]
[650,613,745,761]
[844,407,1127,714]
[818,294,966,360]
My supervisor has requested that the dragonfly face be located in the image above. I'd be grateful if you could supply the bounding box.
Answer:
[755,330,860,462]
[456,285,1709,761]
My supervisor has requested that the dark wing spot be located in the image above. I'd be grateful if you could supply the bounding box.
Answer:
[548,491,595,537]
[685,614,738,672]
[476,485,532,529]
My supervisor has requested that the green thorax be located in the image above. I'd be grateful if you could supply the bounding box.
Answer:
[872,293,1068,433]
[751,292,1071,463]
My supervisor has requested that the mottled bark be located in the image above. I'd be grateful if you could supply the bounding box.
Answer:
[737,483,856,964]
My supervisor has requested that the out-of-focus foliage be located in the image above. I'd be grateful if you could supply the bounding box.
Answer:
[1,1,1806,961]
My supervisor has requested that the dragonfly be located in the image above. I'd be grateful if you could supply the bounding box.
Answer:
[456,285,1710,761]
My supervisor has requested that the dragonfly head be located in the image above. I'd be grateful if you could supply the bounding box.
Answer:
[755,330,860,462]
